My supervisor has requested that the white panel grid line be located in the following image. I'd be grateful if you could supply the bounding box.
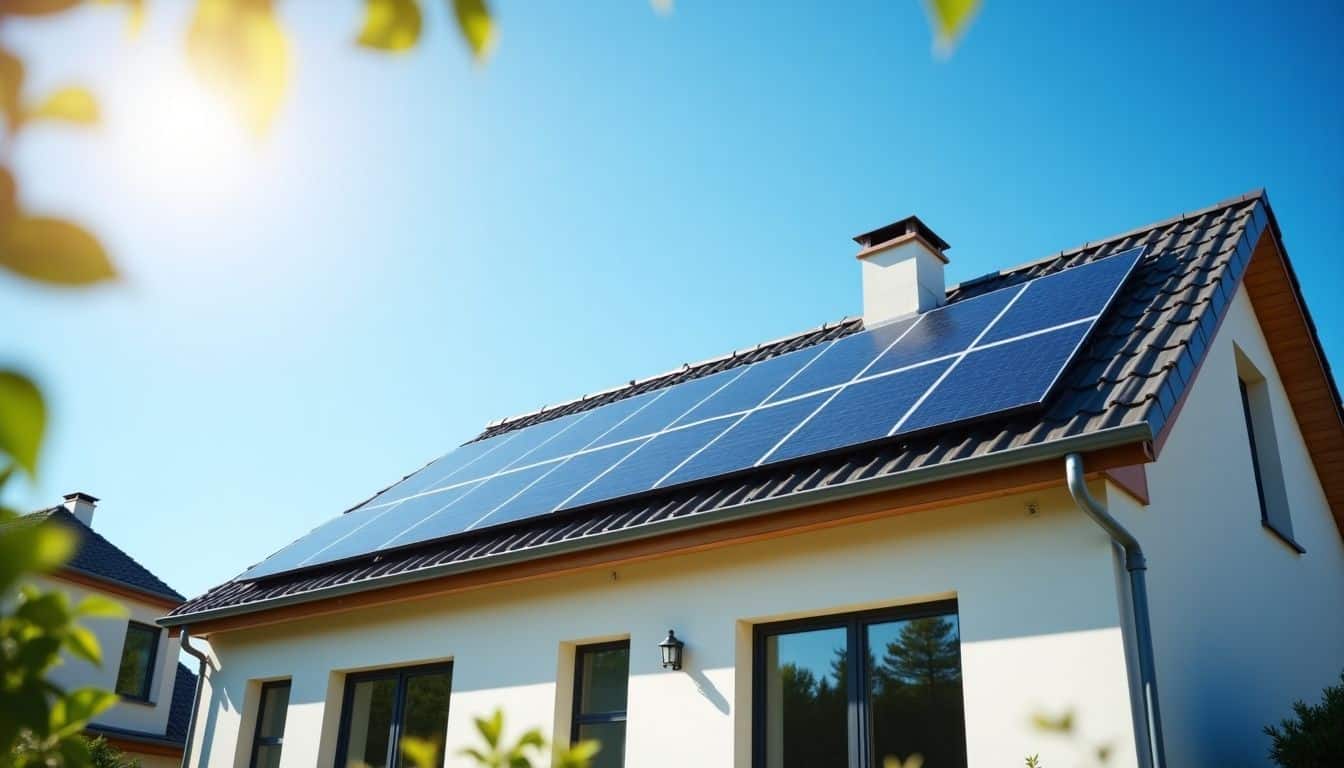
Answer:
[755,313,928,467]
[345,312,1102,516]
[248,248,1145,578]
[650,337,844,489]
[462,386,682,531]
[888,281,1032,436]
[548,365,755,513]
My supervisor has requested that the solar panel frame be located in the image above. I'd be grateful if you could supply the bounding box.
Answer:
[240,246,1144,581]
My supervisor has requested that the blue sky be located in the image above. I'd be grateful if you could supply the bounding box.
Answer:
[3,0,1341,599]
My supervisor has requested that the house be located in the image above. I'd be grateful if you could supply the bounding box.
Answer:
[23,493,199,768]
[161,191,1344,768]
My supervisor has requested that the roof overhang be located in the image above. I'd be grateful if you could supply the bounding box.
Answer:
[160,422,1154,634]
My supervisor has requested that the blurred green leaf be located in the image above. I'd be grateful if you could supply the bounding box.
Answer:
[924,0,981,52]
[451,0,495,61]
[1031,709,1075,733]
[0,0,82,17]
[0,515,74,593]
[16,590,71,630]
[400,736,439,767]
[554,739,600,768]
[75,594,128,619]
[474,710,504,748]
[358,0,423,52]
[0,369,45,474]
[0,215,116,285]
[187,0,291,133]
[24,86,100,125]
[64,625,103,665]
[50,688,119,739]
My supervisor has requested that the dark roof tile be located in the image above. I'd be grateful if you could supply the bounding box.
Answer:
[16,508,185,603]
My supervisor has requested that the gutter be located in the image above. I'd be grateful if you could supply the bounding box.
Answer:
[178,626,211,768]
[1065,453,1167,768]
[160,421,1153,629]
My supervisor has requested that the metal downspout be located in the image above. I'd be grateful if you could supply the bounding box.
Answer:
[1065,453,1167,768]
[178,626,210,768]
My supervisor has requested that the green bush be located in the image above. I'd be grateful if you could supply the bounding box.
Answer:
[1265,671,1344,768]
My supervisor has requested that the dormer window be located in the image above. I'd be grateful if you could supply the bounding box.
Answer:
[114,621,160,702]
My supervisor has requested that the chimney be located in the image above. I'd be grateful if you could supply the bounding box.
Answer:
[61,491,99,527]
[853,215,950,326]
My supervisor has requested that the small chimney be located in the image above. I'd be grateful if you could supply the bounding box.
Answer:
[61,492,99,527]
[853,215,950,326]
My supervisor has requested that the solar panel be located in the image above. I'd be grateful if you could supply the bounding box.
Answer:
[241,246,1143,580]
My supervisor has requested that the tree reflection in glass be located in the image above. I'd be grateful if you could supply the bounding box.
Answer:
[866,616,967,768]
[763,626,848,768]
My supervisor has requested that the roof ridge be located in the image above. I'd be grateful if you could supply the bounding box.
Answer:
[40,507,186,602]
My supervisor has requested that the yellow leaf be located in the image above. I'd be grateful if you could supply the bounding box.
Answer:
[0,49,24,130]
[0,167,16,225]
[24,86,99,126]
[358,0,422,52]
[451,0,495,61]
[0,215,116,285]
[0,369,45,475]
[0,0,82,16]
[65,625,103,665]
[924,0,981,53]
[187,0,291,134]
[75,594,127,619]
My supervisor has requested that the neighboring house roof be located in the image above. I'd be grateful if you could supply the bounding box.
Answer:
[19,507,186,603]
[164,190,1343,625]
[86,663,198,753]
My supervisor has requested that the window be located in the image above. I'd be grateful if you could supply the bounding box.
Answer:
[250,680,291,768]
[571,642,629,768]
[1236,348,1303,553]
[754,601,967,768]
[114,622,160,701]
[335,662,453,768]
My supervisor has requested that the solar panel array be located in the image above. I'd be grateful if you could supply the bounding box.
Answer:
[243,246,1144,580]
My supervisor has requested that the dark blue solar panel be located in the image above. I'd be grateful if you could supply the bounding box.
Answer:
[358,434,512,508]
[660,393,826,488]
[867,286,1018,375]
[522,391,660,464]
[380,463,554,548]
[563,419,732,509]
[242,246,1143,581]
[768,360,953,464]
[768,316,918,402]
[480,442,639,528]
[593,369,740,446]
[979,247,1142,345]
[897,322,1089,434]
[672,344,827,425]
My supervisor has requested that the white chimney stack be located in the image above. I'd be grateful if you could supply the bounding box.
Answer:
[61,491,99,527]
[853,215,949,326]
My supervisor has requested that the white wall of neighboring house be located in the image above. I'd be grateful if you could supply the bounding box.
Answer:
[187,483,1143,768]
[1109,284,1344,766]
[31,573,184,738]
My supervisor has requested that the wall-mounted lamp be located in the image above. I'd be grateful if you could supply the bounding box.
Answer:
[658,629,685,671]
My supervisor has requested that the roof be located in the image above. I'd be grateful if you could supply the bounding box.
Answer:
[18,508,185,603]
[165,190,1319,625]
[86,663,198,751]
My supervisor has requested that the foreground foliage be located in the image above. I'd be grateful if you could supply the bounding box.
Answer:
[1264,670,1344,768]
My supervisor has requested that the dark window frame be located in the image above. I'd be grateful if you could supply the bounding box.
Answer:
[751,599,964,768]
[333,661,454,768]
[114,620,160,703]
[570,640,631,748]
[249,679,291,768]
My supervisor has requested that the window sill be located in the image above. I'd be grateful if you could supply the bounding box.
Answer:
[1263,521,1306,554]
[116,694,156,707]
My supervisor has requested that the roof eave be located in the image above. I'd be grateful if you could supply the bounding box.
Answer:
[158,420,1154,629]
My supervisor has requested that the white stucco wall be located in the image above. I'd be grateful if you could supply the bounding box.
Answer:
[1108,284,1344,766]
[31,574,184,737]
[187,485,1142,768]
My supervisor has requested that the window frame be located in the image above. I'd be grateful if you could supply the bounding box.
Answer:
[114,620,161,703]
[751,599,964,768]
[1235,353,1306,554]
[570,640,631,749]
[333,661,454,768]
[249,679,291,768]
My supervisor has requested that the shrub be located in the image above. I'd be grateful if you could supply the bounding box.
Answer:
[1264,671,1344,768]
